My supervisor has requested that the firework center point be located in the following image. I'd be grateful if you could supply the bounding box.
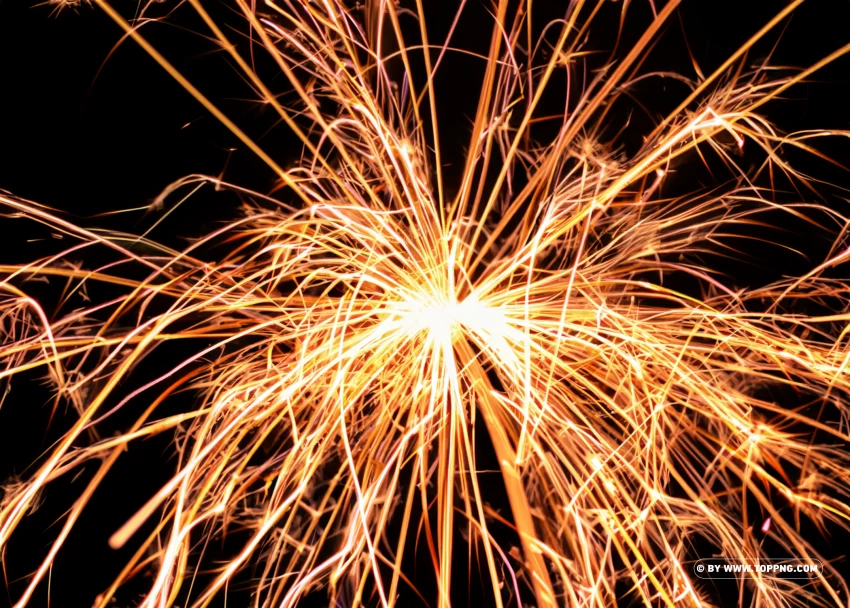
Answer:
[405,295,492,340]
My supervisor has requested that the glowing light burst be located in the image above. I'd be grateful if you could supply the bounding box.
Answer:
[2,1,850,607]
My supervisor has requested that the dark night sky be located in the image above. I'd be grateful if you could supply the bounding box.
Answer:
[1,1,850,606]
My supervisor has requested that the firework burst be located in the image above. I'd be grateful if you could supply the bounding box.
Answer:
[2,1,850,607]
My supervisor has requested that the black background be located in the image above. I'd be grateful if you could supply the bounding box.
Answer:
[1,1,850,606]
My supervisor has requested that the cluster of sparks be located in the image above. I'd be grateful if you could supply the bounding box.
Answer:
[3,0,850,606]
